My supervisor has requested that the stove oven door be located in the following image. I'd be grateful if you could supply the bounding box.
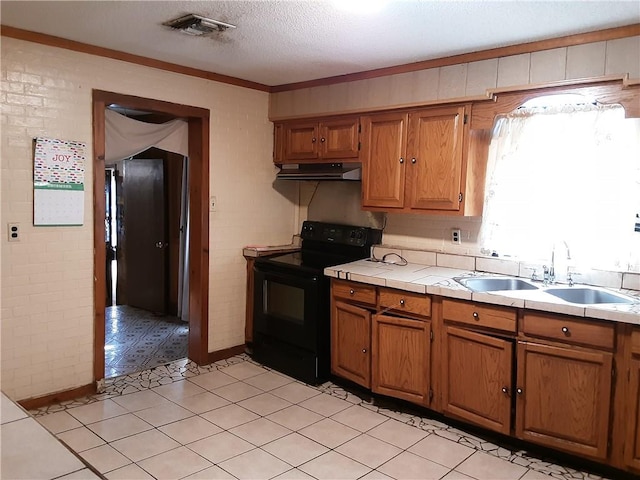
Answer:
[253,262,325,352]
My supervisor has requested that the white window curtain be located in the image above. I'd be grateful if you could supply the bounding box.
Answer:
[104,109,189,163]
[478,103,640,272]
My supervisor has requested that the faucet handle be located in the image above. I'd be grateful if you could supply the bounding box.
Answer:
[524,267,538,281]
[567,270,581,287]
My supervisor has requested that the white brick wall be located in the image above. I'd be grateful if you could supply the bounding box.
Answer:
[1,37,297,400]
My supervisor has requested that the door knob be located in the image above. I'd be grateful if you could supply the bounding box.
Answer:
[501,387,509,396]
[516,387,523,395]
[155,241,167,248]
[411,158,417,164]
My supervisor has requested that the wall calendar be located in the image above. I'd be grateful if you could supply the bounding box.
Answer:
[33,137,86,226]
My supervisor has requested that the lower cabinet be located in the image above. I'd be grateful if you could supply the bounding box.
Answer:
[515,341,613,460]
[442,325,513,435]
[331,300,371,388]
[624,329,640,470]
[372,313,431,406]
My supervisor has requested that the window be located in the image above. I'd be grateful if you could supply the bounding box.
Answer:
[478,97,640,273]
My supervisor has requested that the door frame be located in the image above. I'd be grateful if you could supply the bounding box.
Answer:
[92,90,210,382]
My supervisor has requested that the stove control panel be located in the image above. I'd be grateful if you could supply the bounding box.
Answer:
[300,221,382,247]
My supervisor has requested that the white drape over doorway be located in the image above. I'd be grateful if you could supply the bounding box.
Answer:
[104,108,191,321]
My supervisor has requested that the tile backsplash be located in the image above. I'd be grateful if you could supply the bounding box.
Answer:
[371,245,640,292]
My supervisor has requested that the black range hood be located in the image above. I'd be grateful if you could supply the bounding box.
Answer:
[276,163,361,181]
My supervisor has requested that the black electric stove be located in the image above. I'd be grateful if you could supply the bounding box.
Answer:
[251,221,382,383]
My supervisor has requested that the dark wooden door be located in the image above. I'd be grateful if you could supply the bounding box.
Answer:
[122,158,167,313]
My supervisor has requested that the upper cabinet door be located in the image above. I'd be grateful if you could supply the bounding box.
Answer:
[406,106,466,211]
[284,122,319,161]
[361,112,408,209]
[320,118,360,160]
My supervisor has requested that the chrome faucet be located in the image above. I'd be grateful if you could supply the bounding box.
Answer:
[549,240,571,284]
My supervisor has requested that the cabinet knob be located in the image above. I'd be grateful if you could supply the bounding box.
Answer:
[362,348,367,353]
[516,387,523,395]
[561,326,570,336]
[349,289,355,295]
[472,312,479,320]
[400,299,405,306]
[312,137,317,143]
[399,157,404,164]
[320,137,326,143]
[411,157,417,164]
[501,387,509,395]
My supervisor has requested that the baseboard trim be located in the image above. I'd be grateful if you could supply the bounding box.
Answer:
[18,384,96,411]
[206,344,246,364]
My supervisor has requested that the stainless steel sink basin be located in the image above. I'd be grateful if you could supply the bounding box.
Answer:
[544,287,634,305]
[455,277,539,292]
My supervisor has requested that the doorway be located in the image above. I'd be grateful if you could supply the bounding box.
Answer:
[92,90,210,386]
[104,147,189,378]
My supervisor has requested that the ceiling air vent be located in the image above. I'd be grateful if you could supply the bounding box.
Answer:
[163,14,236,36]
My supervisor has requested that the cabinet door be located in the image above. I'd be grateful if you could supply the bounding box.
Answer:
[372,314,431,406]
[442,326,513,434]
[320,118,360,160]
[516,341,612,460]
[331,300,371,388]
[273,123,285,164]
[361,112,408,208]
[624,356,640,469]
[284,122,319,161]
[406,106,465,211]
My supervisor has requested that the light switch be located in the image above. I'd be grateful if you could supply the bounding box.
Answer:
[8,223,19,242]
[210,196,217,211]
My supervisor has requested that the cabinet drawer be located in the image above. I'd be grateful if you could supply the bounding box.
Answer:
[332,280,376,306]
[442,299,516,333]
[379,288,431,318]
[521,313,614,350]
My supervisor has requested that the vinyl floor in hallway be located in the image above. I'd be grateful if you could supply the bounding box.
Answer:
[105,305,188,378]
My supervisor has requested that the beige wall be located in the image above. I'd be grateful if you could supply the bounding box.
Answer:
[1,38,297,400]
[270,36,640,260]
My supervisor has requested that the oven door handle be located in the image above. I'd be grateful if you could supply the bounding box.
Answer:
[254,264,320,286]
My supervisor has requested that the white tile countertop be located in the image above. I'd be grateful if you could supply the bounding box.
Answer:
[325,258,640,326]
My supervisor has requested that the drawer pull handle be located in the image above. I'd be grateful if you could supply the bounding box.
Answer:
[400,299,405,306]
[561,326,570,336]
[501,387,509,396]
[472,312,479,320]
[349,289,355,295]
[362,348,367,354]
[516,387,523,395]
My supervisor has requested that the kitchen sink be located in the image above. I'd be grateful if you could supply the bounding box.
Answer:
[455,277,539,292]
[544,287,634,305]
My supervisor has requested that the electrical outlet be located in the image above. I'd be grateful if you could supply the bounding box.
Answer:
[8,223,19,242]
[451,228,461,245]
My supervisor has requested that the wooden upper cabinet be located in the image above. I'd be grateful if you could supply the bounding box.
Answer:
[277,117,360,163]
[284,122,319,161]
[406,106,465,211]
[321,118,360,160]
[361,105,470,214]
[360,112,408,208]
[516,341,613,460]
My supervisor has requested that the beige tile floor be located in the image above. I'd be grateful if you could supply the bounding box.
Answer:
[3,358,615,480]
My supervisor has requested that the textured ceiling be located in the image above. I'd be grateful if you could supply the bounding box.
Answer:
[1,1,639,87]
